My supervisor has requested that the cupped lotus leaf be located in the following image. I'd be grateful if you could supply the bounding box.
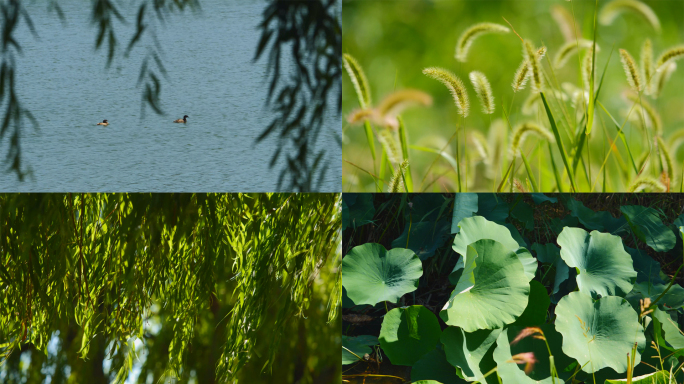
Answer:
[342,335,378,365]
[477,194,509,223]
[451,193,478,234]
[653,307,684,354]
[533,243,573,301]
[511,280,550,327]
[621,205,676,252]
[451,216,534,282]
[531,193,557,204]
[342,193,375,231]
[493,325,575,384]
[557,227,636,298]
[342,243,423,306]
[441,239,530,331]
[411,348,467,384]
[514,247,537,281]
[555,292,646,373]
[441,326,501,383]
[379,306,442,366]
[392,220,451,260]
[605,371,672,383]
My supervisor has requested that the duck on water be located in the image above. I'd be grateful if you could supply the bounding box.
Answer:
[96,120,108,126]
[173,115,188,123]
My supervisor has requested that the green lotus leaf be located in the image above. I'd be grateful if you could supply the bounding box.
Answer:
[514,247,537,281]
[411,348,467,384]
[532,243,573,301]
[605,371,672,383]
[555,292,645,373]
[477,194,508,223]
[342,335,378,365]
[441,326,501,383]
[557,227,636,298]
[531,193,557,204]
[505,223,529,249]
[451,216,534,282]
[342,193,375,231]
[441,239,530,331]
[493,325,575,384]
[392,220,451,260]
[550,215,579,235]
[342,243,423,306]
[379,306,442,366]
[510,200,534,230]
[653,307,684,356]
[511,280,550,327]
[563,196,606,231]
[409,194,450,222]
[621,205,676,252]
[625,246,664,284]
[632,281,684,309]
[451,193,478,234]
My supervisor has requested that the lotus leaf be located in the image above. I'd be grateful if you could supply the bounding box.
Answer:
[605,371,672,383]
[621,205,676,252]
[477,194,508,223]
[557,227,636,298]
[510,200,534,230]
[441,239,530,331]
[563,196,606,231]
[451,193,478,234]
[411,348,467,384]
[342,243,423,306]
[451,217,535,282]
[493,325,574,383]
[342,193,375,230]
[379,306,442,366]
[555,292,645,373]
[653,307,684,354]
[531,193,557,204]
[441,326,501,383]
[392,220,451,260]
[625,246,664,284]
[531,243,572,301]
[511,280,549,327]
[632,281,684,309]
[342,335,378,365]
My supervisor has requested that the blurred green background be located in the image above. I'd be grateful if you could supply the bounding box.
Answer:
[342,0,684,192]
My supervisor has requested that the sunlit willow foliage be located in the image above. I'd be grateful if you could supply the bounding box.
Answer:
[0,193,341,383]
[255,0,342,192]
[342,193,684,384]
[342,0,684,193]
[0,0,340,191]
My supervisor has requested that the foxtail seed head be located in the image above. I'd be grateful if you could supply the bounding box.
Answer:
[456,22,510,62]
[469,71,495,114]
[553,40,600,68]
[509,121,555,157]
[423,67,470,117]
[343,54,372,108]
[524,40,543,92]
[599,0,661,33]
[640,39,654,94]
[619,48,643,92]
[655,45,684,70]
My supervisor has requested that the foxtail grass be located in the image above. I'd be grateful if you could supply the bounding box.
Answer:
[423,67,470,117]
[387,159,409,192]
[455,22,510,62]
[656,135,673,183]
[628,176,666,192]
[509,122,555,157]
[640,39,654,94]
[599,0,661,33]
[377,129,402,165]
[620,48,643,92]
[469,71,495,114]
[624,92,662,135]
[343,53,371,108]
[652,62,676,98]
[524,40,544,92]
[655,45,684,69]
[553,39,599,68]
[551,5,578,42]
[512,46,546,93]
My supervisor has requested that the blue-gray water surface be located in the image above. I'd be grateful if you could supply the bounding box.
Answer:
[0,1,340,192]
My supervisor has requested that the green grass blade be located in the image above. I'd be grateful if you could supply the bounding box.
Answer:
[586,0,599,134]
[397,116,413,192]
[520,152,539,192]
[597,101,639,174]
[541,92,578,191]
[364,120,377,166]
[548,142,564,192]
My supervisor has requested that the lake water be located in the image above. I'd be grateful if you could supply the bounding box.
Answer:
[0,1,340,192]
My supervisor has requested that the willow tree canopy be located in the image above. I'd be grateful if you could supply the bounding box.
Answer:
[0,193,341,383]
